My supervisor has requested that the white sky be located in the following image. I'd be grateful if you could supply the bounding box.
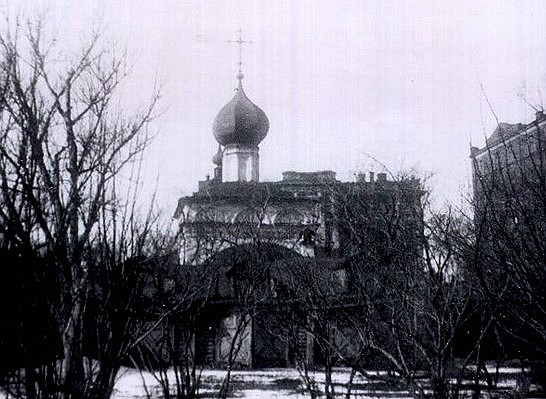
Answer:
[5,0,546,211]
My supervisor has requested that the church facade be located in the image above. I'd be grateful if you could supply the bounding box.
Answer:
[173,67,423,368]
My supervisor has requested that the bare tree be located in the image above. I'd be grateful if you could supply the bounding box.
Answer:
[470,113,546,391]
[175,182,324,397]
[310,174,490,399]
[0,19,161,398]
[133,256,215,399]
[268,256,347,399]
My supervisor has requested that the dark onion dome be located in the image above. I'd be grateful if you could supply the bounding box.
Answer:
[213,80,269,146]
[212,145,223,165]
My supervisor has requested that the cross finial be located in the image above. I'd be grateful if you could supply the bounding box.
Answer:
[228,28,252,82]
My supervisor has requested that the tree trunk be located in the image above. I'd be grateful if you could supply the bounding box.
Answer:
[62,299,85,399]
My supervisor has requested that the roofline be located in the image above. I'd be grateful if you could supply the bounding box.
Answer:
[470,114,546,159]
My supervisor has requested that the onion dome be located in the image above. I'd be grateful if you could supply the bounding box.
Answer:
[212,145,223,165]
[213,79,269,146]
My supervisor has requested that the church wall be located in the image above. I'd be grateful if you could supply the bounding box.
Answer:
[178,199,325,265]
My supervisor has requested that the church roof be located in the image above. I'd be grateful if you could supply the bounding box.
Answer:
[213,79,269,147]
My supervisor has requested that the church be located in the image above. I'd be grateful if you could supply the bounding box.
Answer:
[172,46,423,369]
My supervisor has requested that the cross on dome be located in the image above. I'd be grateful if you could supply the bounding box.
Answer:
[228,28,252,81]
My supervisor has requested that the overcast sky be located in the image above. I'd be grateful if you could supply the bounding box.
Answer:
[6,0,546,211]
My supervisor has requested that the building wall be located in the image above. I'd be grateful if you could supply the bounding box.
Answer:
[470,112,546,227]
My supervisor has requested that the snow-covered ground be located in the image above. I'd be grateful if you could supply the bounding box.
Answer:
[112,367,386,399]
[0,366,531,398]
[111,366,527,399]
